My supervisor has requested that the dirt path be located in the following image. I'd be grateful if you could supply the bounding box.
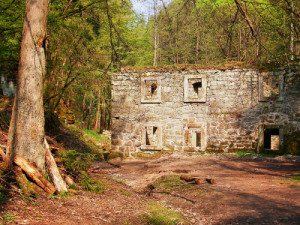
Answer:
[1,153,299,224]
[103,153,300,224]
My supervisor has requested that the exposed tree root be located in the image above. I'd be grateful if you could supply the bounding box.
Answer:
[1,138,73,196]
[44,139,68,192]
[14,155,56,194]
[14,166,37,197]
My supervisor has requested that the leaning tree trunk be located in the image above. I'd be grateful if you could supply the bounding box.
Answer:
[7,0,48,171]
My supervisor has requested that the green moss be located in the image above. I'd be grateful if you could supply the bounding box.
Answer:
[107,151,123,160]
[60,149,95,175]
[285,132,300,155]
[79,172,107,193]
[131,152,160,158]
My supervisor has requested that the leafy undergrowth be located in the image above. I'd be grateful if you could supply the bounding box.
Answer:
[57,127,111,193]
[65,126,109,157]
[79,172,107,193]
[0,97,11,131]
[0,185,9,204]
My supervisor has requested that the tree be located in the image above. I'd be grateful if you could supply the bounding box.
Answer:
[0,0,25,81]
[7,0,48,170]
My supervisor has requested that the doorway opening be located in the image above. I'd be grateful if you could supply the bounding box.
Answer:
[264,128,280,150]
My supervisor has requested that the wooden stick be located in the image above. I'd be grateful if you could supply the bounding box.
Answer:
[44,139,68,193]
[61,171,75,186]
[14,155,56,194]
[0,146,9,166]
[0,147,7,161]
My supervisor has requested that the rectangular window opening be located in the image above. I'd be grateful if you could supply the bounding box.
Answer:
[145,80,158,98]
[145,129,150,145]
[153,126,157,134]
[151,83,157,96]
[196,132,201,147]
[193,81,202,96]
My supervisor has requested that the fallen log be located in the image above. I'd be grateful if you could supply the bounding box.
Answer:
[180,175,203,185]
[87,166,101,173]
[180,175,198,182]
[14,155,56,194]
[194,178,202,185]
[206,178,216,184]
[44,139,68,193]
[91,170,108,174]
[68,189,79,195]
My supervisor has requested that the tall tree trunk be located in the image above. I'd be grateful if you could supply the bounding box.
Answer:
[228,34,232,60]
[7,0,48,171]
[290,0,295,61]
[153,0,158,67]
[192,0,199,64]
[100,94,106,131]
[82,82,87,125]
[238,28,241,61]
[94,87,101,131]
[87,96,93,130]
[195,21,199,64]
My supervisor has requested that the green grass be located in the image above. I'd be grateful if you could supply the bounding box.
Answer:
[291,175,300,181]
[82,129,108,143]
[119,189,132,197]
[79,172,107,193]
[141,202,188,225]
[194,187,214,196]
[113,178,126,185]
[66,127,107,160]
[290,173,300,183]
[153,175,185,191]
[233,150,286,158]
[2,211,16,223]
[234,150,256,157]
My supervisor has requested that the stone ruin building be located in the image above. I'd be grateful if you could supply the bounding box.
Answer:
[111,67,300,156]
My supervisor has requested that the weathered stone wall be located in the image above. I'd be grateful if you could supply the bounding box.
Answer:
[111,69,300,155]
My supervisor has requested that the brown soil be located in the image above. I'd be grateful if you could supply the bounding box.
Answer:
[1,153,299,224]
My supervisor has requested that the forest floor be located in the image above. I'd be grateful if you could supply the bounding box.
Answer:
[0,151,299,224]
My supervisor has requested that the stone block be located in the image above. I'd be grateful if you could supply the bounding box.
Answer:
[111,139,122,146]
[125,141,132,146]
